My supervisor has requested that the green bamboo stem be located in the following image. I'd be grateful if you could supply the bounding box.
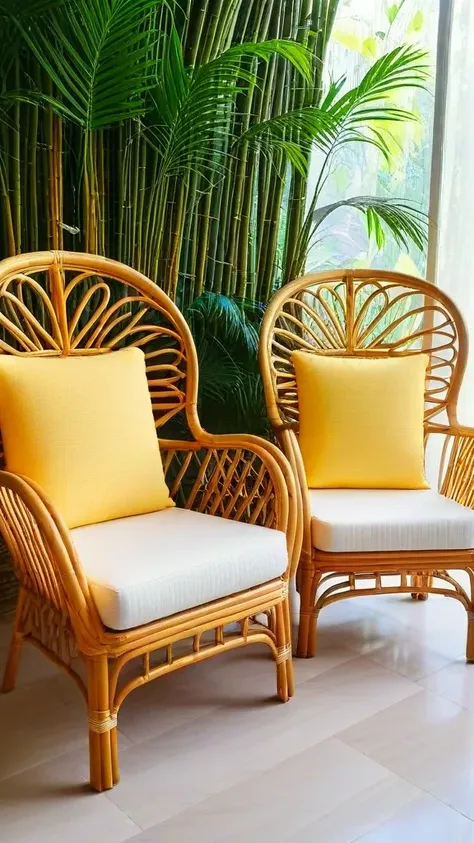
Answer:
[83,130,100,254]
[136,133,147,271]
[13,57,21,252]
[188,1,209,65]
[130,124,141,264]
[56,116,64,251]
[29,68,40,253]
[179,168,200,300]
[201,0,227,63]
[283,0,340,281]
[117,122,125,262]
[142,148,160,275]
[167,179,188,299]
[0,0,342,315]
[160,175,178,286]
[221,0,275,296]
[0,164,15,255]
[124,120,134,264]
[147,174,169,282]
[97,128,106,254]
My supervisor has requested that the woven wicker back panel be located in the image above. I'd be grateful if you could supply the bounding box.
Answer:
[0,539,16,614]
[261,271,468,431]
[0,251,200,470]
[0,251,200,609]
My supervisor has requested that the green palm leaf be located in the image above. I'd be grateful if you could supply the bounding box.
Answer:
[183,292,268,436]
[145,33,313,181]
[236,108,338,177]
[321,45,430,159]
[236,45,429,178]
[312,195,428,252]
[10,0,168,129]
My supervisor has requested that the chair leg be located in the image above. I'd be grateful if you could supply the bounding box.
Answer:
[411,573,432,601]
[1,596,24,694]
[86,655,118,791]
[275,601,291,703]
[296,564,313,658]
[297,566,320,659]
[467,611,474,663]
[283,597,295,698]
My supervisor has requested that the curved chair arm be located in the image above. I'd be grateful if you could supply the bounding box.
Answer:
[160,433,301,578]
[430,424,474,508]
[0,471,104,655]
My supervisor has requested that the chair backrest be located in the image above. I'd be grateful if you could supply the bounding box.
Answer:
[0,251,203,640]
[0,251,201,448]
[260,269,468,435]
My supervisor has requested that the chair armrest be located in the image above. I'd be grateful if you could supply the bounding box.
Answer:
[159,433,300,577]
[428,425,474,507]
[0,471,101,649]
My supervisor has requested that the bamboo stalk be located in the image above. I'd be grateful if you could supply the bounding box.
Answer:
[97,128,106,254]
[168,179,188,299]
[117,122,125,262]
[195,190,212,298]
[136,133,148,272]
[13,57,21,252]
[283,0,340,282]
[29,74,39,253]
[0,0,341,313]
[0,164,15,256]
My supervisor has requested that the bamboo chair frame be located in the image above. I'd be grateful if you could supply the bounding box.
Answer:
[260,269,474,659]
[0,251,300,792]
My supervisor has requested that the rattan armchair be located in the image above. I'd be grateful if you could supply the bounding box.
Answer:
[0,251,299,792]
[260,269,474,659]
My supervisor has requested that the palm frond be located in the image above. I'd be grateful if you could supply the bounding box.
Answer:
[185,291,262,358]
[184,292,268,436]
[321,45,430,157]
[11,0,168,129]
[145,36,313,182]
[312,195,428,252]
[236,108,338,177]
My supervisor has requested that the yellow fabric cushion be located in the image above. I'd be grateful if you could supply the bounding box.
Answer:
[292,353,429,490]
[0,347,174,528]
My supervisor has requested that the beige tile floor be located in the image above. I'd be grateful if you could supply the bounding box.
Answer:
[1,586,474,842]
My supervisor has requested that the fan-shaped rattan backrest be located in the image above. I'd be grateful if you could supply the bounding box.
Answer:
[260,270,468,432]
[0,251,200,438]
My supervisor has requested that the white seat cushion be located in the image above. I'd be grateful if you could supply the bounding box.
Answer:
[71,507,287,630]
[310,489,474,553]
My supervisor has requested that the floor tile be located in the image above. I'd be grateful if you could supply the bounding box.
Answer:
[283,777,420,843]
[0,636,81,687]
[339,688,474,820]
[0,751,139,843]
[0,675,88,781]
[319,595,460,680]
[356,793,474,842]
[124,739,417,843]
[419,658,474,711]
[106,657,419,829]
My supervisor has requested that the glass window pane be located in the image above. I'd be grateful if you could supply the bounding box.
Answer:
[306,0,439,276]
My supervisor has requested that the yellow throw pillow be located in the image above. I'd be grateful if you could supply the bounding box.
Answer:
[292,352,429,489]
[0,347,174,528]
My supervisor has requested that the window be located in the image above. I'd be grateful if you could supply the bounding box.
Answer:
[306,0,439,277]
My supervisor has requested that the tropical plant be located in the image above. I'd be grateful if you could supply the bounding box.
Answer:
[0,0,335,302]
[0,0,431,435]
[183,292,268,436]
